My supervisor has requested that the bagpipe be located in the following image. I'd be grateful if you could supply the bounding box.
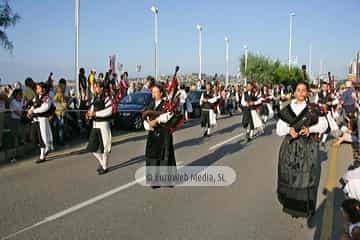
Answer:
[141,66,184,133]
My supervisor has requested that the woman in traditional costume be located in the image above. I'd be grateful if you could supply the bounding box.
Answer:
[143,84,177,188]
[276,81,328,218]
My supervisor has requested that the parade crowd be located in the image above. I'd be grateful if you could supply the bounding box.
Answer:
[2,67,360,238]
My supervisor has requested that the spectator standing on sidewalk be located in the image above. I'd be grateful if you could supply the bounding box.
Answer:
[53,86,67,145]
[79,68,87,101]
[88,69,96,100]
[9,89,25,157]
[119,72,129,98]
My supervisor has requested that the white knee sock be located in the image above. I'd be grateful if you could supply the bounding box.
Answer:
[93,152,104,168]
[321,134,328,143]
[250,130,254,138]
[40,148,46,160]
[207,128,211,135]
[102,152,109,170]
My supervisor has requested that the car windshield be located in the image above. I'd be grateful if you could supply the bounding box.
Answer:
[189,91,202,101]
[120,93,151,105]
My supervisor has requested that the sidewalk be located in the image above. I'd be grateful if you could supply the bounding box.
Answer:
[0,117,204,166]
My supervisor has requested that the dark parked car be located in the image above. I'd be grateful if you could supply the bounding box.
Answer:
[188,90,204,118]
[115,92,152,130]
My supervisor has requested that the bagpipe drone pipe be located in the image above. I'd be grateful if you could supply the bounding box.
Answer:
[141,66,184,133]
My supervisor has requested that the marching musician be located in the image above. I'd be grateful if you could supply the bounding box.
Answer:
[86,81,113,175]
[259,85,274,123]
[200,83,219,137]
[314,81,338,148]
[143,83,177,189]
[241,83,262,142]
[27,82,54,163]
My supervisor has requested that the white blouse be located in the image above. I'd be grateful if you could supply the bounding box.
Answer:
[276,100,328,137]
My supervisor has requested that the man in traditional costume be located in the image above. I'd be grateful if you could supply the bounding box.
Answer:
[314,81,339,148]
[276,81,328,218]
[200,83,219,137]
[27,82,54,163]
[86,81,113,175]
[241,83,263,142]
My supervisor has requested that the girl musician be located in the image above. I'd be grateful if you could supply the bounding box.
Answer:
[143,83,177,188]
[200,83,219,137]
[27,82,54,163]
[276,81,328,218]
[86,81,113,175]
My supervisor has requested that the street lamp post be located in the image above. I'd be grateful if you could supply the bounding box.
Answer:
[309,43,312,80]
[244,45,248,86]
[75,0,80,99]
[150,6,159,81]
[225,37,229,88]
[196,24,203,81]
[288,12,296,70]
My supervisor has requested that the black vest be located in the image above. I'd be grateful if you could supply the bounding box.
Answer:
[202,91,214,109]
[244,91,257,109]
[92,94,112,121]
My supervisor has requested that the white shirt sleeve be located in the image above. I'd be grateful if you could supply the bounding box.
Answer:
[200,93,204,106]
[33,100,50,114]
[208,97,218,104]
[253,97,262,105]
[309,116,328,134]
[314,94,319,103]
[276,119,290,136]
[241,94,247,107]
[157,112,174,123]
[95,97,112,117]
[143,120,151,131]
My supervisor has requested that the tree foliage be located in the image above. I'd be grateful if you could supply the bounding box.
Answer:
[0,0,20,51]
[240,53,308,87]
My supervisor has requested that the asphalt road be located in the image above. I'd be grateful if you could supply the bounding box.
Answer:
[0,113,354,240]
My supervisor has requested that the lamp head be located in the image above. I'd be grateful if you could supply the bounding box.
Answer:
[150,6,158,14]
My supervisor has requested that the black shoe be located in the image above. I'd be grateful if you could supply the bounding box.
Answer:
[246,137,252,143]
[35,158,46,164]
[151,186,161,189]
[98,168,108,175]
[96,165,102,173]
[203,131,208,137]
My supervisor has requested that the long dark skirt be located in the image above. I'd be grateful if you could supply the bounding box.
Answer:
[200,109,211,128]
[242,108,254,129]
[277,135,321,218]
[145,127,177,186]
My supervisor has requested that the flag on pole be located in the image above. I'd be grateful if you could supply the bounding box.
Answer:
[109,55,116,73]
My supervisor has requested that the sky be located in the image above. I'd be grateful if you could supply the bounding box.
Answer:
[0,0,359,83]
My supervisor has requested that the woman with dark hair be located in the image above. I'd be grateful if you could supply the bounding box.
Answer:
[143,83,177,188]
[276,81,328,218]
[86,81,113,175]
[27,82,55,163]
[342,199,360,240]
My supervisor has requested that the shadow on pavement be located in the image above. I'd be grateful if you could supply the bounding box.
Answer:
[308,187,345,240]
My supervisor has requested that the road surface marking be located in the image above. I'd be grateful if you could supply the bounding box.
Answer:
[320,144,338,240]
[1,161,184,240]
[209,121,276,151]
[209,133,245,151]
